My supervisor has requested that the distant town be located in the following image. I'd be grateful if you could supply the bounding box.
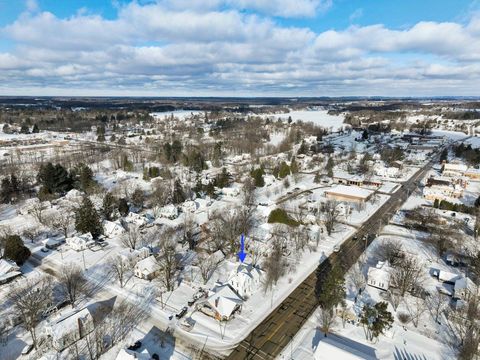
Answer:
[0,98,480,359]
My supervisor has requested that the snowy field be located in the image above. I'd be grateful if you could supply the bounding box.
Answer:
[150,110,202,120]
[262,110,345,131]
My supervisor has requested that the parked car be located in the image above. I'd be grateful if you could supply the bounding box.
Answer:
[333,245,340,252]
[176,306,188,319]
[179,317,196,331]
[152,354,159,360]
[41,248,49,253]
[127,341,142,351]
[21,344,34,355]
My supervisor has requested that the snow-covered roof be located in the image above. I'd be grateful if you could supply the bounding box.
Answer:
[443,163,468,173]
[116,349,150,360]
[438,270,462,283]
[454,277,476,292]
[135,255,159,275]
[313,336,376,360]
[0,259,20,274]
[325,185,373,200]
[47,308,92,340]
[103,220,125,237]
[207,283,243,318]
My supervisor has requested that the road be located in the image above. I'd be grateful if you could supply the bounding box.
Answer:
[225,157,439,360]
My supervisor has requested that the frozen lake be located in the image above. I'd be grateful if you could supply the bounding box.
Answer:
[150,110,202,120]
[262,110,345,131]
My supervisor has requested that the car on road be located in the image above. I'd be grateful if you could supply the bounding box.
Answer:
[176,306,188,319]
[179,317,196,331]
[333,245,340,252]
[127,341,142,351]
[352,235,358,241]
[40,248,49,253]
[21,344,34,355]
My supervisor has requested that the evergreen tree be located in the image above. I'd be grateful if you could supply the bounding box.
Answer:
[97,133,105,142]
[290,158,299,174]
[297,140,308,155]
[71,163,95,192]
[326,157,334,178]
[102,193,117,221]
[0,175,20,203]
[4,235,31,265]
[315,263,346,336]
[75,197,103,238]
[214,168,232,188]
[131,188,145,208]
[251,168,265,187]
[362,129,369,140]
[360,302,394,341]
[37,163,72,195]
[20,124,30,134]
[118,198,129,216]
[278,162,291,178]
[172,180,186,204]
[32,124,39,133]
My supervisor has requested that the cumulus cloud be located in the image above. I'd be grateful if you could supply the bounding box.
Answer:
[0,1,479,96]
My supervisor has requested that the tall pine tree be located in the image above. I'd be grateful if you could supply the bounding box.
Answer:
[75,197,103,238]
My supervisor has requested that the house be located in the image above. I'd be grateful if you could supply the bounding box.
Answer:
[134,255,160,280]
[66,233,94,251]
[159,204,178,219]
[325,185,373,204]
[0,259,22,284]
[454,277,476,301]
[442,163,468,177]
[228,264,263,299]
[44,308,94,351]
[434,269,462,284]
[199,283,243,321]
[313,334,377,360]
[103,220,126,238]
[124,212,148,227]
[118,247,150,265]
[367,261,392,291]
[464,168,480,180]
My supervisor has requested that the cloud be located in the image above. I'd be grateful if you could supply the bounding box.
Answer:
[0,1,480,96]
[349,8,363,22]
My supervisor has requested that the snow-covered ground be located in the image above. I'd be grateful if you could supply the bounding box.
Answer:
[261,110,345,131]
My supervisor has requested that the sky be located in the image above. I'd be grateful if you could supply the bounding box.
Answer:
[0,0,480,97]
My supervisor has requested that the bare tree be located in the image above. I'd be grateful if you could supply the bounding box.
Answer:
[446,294,480,360]
[197,253,219,284]
[262,235,287,293]
[348,260,366,297]
[291,226,309,251]
[58,263,89,307]
[31,201,46,225]
[121,225,141,250]
[390,256,424,297]
[427,291,448,324]
[157,231,180,291]
[53,208,74,238]
[109,254,131,288]
[387,289,403,311]
[7,276,53,349]
[375,239,404,266]
[321,200,340,236]
[406,296,427,328]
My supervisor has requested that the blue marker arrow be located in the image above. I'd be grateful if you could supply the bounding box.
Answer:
[238,234,247,262]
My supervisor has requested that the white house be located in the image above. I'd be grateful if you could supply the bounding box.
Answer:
[454,277,476,301]
[118,247,150,266]
[134,255,160,280]
[0,259,21,284]
[103,220,126,238]
[200,283,243,321]
[228,264,263,299]
[44,308,94,351]
[159,204,178,219]
[66,233,94,251]
[367,261,392,291]
[124,212,148,227]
